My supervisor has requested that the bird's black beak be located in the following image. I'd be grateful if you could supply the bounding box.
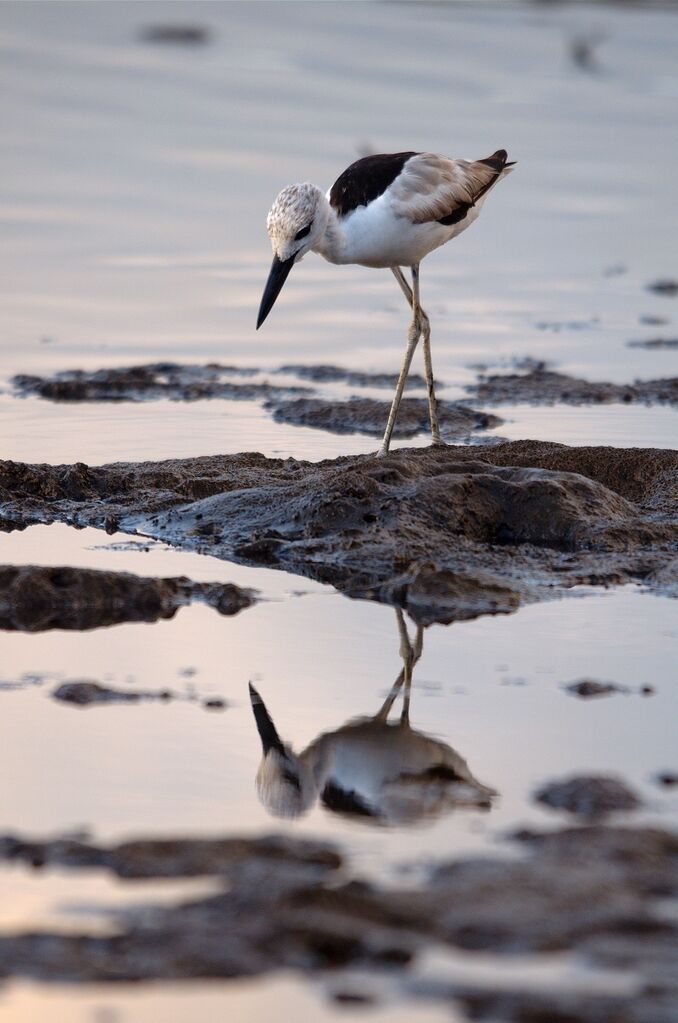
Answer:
[249,683,285,755]
[256,253,296,329]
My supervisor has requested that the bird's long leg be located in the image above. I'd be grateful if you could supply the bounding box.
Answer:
[391,267,441,446]
[411,265,441,445]
[373,609,411,721]
[378,268,423,457]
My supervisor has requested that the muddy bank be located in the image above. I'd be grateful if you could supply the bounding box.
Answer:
[1,443,676,624]
[466,366,678,405]
[0,564,254,631]
[267,397,501,439]
[11,363,310,403]
[0,822,675,1022]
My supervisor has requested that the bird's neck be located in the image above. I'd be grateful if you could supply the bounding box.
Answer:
[312,197,346,265]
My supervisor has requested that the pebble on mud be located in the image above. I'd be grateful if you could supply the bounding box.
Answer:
[564,679,628,698]
[647,279,678,296]
[534,774,642,818]
[52,681,173,706]
[202,698,227,711]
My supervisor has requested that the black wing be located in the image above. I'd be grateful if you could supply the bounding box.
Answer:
[329,152,419,218]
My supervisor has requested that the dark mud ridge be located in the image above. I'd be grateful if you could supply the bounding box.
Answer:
[1,442,676,624]
[0,823,676,1022]
[276,363,435,389]
[11,363,311,403]
[0,564,254,632]
[267,396,501,439]
[466,366,678,405]
[11,361,436,403]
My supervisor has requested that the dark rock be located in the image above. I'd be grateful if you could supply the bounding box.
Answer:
[534,775,642,819]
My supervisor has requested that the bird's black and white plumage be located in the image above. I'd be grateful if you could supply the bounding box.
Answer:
[248,612,496,825]
[258,148,515,454]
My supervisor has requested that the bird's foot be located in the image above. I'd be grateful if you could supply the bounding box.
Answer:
[376,445,390,458]
[430,436,445,447]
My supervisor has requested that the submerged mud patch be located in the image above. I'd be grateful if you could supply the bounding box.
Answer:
[534,774,643,818]
[0,564,254,632]
[466,367,678,405]
[0,822,675,1021]
[0,444,676,624]
[11,363,311,403]
[266,396,501,439]
[276,363,435,389]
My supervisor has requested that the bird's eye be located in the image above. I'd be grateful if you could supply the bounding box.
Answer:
[294,222,312,242]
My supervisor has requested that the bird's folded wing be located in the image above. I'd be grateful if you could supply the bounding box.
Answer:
[390,152,504,225]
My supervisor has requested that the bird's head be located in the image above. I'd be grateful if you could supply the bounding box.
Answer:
[257,182,326,329]
[249,683,318,818]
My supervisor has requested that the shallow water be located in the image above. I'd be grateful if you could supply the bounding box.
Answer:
[1,0,677,1019]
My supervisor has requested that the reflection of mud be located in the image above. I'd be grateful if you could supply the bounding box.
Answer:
[467,367,678,405]
[277,364,434,389]
[12,364,310,403]
[0,821,675,1023]
[1,443,676,625]
[267,396,501,439]
[0,564,254,632]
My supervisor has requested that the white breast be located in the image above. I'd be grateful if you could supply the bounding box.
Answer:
[321,190,483,269]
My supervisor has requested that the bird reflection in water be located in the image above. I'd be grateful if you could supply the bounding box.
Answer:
[249,610,497,825]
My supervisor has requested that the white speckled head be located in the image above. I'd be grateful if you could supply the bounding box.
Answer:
[255,747,318,819]
[266,182,326,262]
[257,182,329,328]
[249,683,318,818]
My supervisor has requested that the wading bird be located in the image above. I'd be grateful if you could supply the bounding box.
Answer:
[257,149,515,455]
[249,610,496,825]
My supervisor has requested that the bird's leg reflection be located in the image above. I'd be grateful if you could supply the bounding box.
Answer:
[249,611,497,825]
